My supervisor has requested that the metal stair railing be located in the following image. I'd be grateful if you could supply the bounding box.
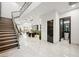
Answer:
[11,2,32,48]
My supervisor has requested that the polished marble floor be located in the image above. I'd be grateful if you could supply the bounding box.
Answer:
[0,33,79,57]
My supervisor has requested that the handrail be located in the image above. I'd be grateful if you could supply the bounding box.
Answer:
[11,12,20,49]
[12,2,32,18]
[19,2,32,16]
[11,2,32,48]
[20,2,26,11]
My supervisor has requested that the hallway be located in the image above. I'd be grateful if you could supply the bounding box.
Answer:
[0,2,79,57]
[0,34,79,57]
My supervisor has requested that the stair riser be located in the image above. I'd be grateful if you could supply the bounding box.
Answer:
[0,25,14,27]
[0,25,13,27]
[0,23,12,24]
[0,22,13,25]
[0,28,14,30]
[0,22,13,24]
[0,23,13,25]
[0,44,18,52]
[0,21,13,22]
[0,26,13,27]
[0,20,12,22]
[0,33,16,34]
[0,37,17,41]
[0,27,14,29]
[0,31,15,34]
[0,17,19,52]
[0,41,17,46]
[0,30,15,32]
[0,35,16,37]
[0,27,14,28]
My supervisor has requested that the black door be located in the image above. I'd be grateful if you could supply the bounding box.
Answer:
[59,19,64,41]
[47,20,53,43]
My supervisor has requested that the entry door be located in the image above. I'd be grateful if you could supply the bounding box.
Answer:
[47,20,53,43]
[59,17,71,44]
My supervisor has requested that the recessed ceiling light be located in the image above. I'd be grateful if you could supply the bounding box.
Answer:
[71,4,76,7]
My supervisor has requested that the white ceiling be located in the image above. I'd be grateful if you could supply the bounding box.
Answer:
[27,2,69,16]
[21,2,79,20]
[16,2,25,8]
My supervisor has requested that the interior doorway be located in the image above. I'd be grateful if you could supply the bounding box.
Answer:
[47,20,53,43]
[59,16,71,44]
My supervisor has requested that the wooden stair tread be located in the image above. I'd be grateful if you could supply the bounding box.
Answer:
[0,17,19,52]
[0,39,17,43]
[0,36,17,39]
[0,39,18,46]
[0,22,13,24]
[0,30,15,31]
[0,44,18,53]
[0,39,17,44]
[0,43,17,49]
[0,34,16,37]
[0,32,15,34]
[0,23,13,24]
[0,29,14,30]
[0,27,14,28]
[0,38,17,41]
[0,25,13,26]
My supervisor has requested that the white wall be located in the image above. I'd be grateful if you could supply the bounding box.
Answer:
[41,8,79,44]
[40,10,60,43]
[53,11,60,43]
[1,2,20,18]
[41,16,47,41]
[31,17,41,25]
[60,8,79,44]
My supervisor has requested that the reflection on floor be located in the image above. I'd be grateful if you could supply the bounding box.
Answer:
[0,33,79,57]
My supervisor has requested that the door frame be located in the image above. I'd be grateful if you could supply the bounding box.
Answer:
[59,16,71,44]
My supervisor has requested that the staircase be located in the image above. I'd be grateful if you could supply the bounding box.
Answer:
[0,17,19,52]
